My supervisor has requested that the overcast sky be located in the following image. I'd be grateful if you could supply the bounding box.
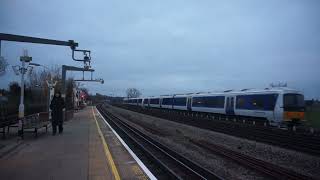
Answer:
[0,0,319,99]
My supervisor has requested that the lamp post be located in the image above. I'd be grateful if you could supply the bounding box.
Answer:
[12,50,33,119]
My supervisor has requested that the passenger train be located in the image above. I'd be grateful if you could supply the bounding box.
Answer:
[123,88,305,126]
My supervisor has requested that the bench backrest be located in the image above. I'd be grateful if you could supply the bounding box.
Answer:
[0,114,18,127]
[23,112,50,126]
[38,112,49,122]
[23,114,39,126]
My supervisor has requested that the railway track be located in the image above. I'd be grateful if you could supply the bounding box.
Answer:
[99,104,315,180]
[191,140,313,180]
[97,104,222,180]
[117,104,320,156]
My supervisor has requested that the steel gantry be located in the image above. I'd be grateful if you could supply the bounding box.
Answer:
[0,33,101,118]
[0,33,78,49]
[0,33,92,66]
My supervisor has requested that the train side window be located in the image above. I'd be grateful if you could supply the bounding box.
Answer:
[192,97,205,107]
[150,98,160,104]
[162,98,173,105]
[236,94,278,110]
[192,96,225,108]
[174,97,187,106]
[205,96,225,108]
[236,97,245,108]
[266,94,278,110]
[219,96,225,108]
[231,97,234,107]
[252,96,264,110]
[227,97,230,107]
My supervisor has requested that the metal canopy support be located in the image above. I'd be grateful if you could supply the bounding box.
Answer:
[61,65,96,120]
[0,33,78,49]
[62,65,95,73]
[0,33,93,64]
[61,64,95,98]
[74,79,103,82]
[1,33,98,121]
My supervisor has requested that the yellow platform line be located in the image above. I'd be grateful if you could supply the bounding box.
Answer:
[92,107,121,180]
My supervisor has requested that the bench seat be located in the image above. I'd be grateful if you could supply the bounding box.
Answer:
[21,113,50,139]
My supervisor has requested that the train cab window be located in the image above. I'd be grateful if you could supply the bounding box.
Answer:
[283,94,304,111]
[284,94,304,107]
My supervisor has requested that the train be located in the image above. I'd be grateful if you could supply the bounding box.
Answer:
[123,87,306,126]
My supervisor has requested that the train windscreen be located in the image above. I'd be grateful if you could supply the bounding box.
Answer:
[283,93,305,111]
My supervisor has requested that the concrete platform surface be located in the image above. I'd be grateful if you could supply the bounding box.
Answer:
[0,107,149,180]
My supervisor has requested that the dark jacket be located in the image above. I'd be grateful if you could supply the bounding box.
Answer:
[50,96,65,123]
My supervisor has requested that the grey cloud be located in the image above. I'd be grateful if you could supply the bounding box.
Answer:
[1,0,319,99]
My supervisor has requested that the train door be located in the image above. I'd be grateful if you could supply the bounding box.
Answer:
[226,97,235,115]
[172,96,175,109]
[273,94,283,125]
[187,97,192,111]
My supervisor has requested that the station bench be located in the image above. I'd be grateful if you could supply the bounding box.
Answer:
[0,112,51,139]
[20,113,50,139]
[0,114,18,139]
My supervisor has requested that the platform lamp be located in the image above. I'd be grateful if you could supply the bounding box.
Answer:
[12,50,35,119]
[12,50,39,134]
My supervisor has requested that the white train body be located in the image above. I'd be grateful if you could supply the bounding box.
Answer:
[123,88,305,126]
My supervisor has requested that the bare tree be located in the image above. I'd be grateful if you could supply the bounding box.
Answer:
[28,65,61,88]
[26,65,78,107]
[0,56,8,76]
[126,88,141,98]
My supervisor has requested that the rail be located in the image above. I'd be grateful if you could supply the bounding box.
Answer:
[97,104,222,180]
[191,140,313,180]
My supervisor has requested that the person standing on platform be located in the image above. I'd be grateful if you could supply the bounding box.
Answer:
[50,91,65,135]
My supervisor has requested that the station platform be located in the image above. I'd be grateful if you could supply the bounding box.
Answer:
[0,107,150,180]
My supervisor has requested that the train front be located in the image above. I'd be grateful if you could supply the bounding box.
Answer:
[283,93,305,125]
